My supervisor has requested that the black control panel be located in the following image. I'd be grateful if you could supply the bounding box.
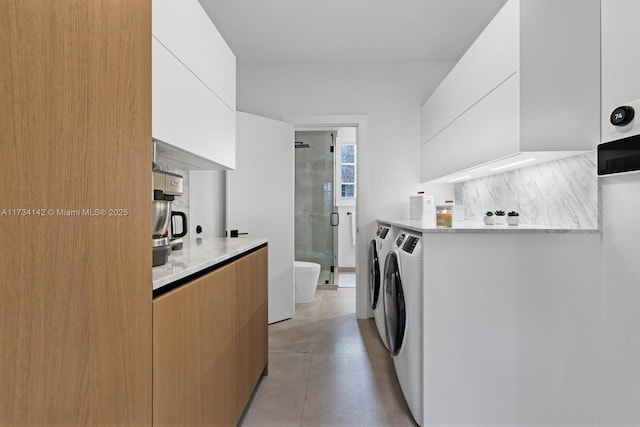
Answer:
[402,236,419,254]
[379,227,389,239]
[395,233,405,247]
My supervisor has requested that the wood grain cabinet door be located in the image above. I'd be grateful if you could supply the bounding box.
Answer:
[1,1,151,425]
[153,263,237,427]
[235,247,269,418]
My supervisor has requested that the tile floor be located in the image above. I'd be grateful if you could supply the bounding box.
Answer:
[239,288,418,427]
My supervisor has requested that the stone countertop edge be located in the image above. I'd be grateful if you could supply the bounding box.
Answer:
[152,237,268,291]
[379,219,601,234]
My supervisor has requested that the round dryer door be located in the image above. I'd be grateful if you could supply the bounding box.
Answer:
[369,240,380,309]
[383,251,406,356]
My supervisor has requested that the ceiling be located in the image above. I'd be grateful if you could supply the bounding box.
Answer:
[198,0,508,65]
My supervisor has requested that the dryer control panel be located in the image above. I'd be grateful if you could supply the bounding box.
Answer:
[395,233,406,247]
[402,236,420,254]
[376,225,390,238]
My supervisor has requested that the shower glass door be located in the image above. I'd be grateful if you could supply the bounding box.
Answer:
[294,130,337,285]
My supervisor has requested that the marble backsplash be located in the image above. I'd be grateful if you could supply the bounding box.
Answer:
[454,152,599,228]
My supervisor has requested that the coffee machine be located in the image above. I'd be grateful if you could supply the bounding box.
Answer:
[152,169,184,267]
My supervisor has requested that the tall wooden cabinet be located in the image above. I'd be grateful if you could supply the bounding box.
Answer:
[0,1,152,425]
[153,247,268,427]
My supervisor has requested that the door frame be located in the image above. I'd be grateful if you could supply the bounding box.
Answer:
[293,129,339,283]
[285,115,369,319]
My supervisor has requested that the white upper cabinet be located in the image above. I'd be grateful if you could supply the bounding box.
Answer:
[420,0,519,145]
[153,39,236,169]
[420,0,600,183]
[152,0,236,169]
[152,0,235,110]
[420,74,520,180]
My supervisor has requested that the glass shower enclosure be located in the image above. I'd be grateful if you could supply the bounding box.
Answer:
[294,130,337,285]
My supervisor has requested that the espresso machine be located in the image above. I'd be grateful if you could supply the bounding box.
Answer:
[152,169,185,267]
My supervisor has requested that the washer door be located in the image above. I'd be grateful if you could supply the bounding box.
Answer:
[384,251,406,356]
[368,239,380,309]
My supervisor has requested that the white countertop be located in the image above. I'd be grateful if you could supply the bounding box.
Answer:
[379,219,601,234]
[152,237,268,291]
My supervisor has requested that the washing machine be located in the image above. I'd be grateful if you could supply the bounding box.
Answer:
[384,229,423,426]
[368,223,393,349]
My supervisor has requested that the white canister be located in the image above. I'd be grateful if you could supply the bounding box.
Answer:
[410,194,436,225]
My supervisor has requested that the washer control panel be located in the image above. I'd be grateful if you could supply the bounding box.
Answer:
[402,236,420,254]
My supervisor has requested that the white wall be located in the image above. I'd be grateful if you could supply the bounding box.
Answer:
[237,62,455,317]
[337,206,356,268]
[237,62,455,215]
[189,170,226,238]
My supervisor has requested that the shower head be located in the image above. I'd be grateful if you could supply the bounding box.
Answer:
[295,141,310,148]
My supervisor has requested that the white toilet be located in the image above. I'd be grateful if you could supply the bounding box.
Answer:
[294,261,321,303]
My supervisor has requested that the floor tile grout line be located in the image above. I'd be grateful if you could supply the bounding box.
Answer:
[299,298,321,427]
[299,353,315,427]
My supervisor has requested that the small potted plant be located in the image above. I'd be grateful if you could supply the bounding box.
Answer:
[494,210,506,225]
[483,211,495,225]
[507,211,520,226]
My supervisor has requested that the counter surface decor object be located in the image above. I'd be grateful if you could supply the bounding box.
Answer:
[152,237,268,290]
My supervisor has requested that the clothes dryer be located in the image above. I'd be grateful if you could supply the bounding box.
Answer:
[368,223,393,349]
[384,230,423,426]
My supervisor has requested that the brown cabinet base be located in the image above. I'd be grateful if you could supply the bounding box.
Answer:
[153,247,268,426]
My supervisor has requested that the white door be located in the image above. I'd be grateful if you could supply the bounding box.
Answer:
[227,112,294,323]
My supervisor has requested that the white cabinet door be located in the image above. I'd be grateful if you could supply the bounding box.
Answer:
[152,39,236,169]
[420,76,453,145]
[152,0,236,110]
[227,113,294,324]
[421,74,519,182]
[420,0,518,145]
[448,0,518,126]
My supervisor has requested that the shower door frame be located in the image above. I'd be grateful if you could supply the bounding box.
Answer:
[294,130,338,285]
